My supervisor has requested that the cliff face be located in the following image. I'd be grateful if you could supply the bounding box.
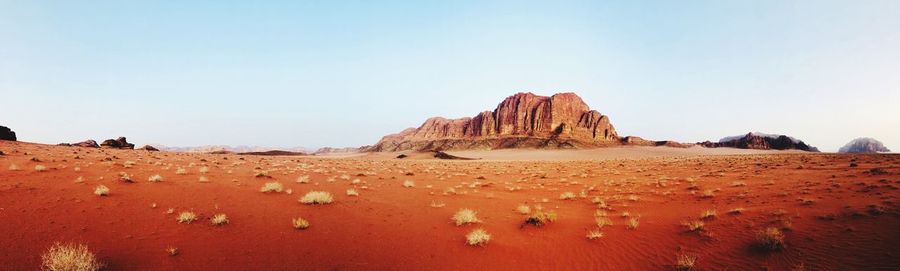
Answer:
[368,92,620,151]
[839,138,891,153]
[700,132,819,152]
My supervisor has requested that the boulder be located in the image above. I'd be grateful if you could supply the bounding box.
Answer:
[140,145,160,151]
[100,137,135,149]
[0,125,16,141]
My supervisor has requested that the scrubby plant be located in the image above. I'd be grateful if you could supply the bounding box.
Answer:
[41,242,103,271]
[8,164,20,171]
[299,191,333,204]
[452,208,481,226]
[177,211,198,224]
[254,171,269,178]
[210,214,229,226]
[465,229,491,246]
[119,172,133,182]
[559,192,576,200]
[595,217,614,229]
[198,176,209,183]
[403,180,415,188]
[626,217,640,229]
[430,201,446,208]
[700,209,717,220]
[148,174,163,182]
[523,210,558,227]
[728,207,744,215]
[165,246,179,256]
[35,165,48,172]
[754,227,785,251]
[674,253,697,271]
[701,190,715,198]
[199,166,209,174]
[346,188,359,196]
[296,175,309,183]
[94,185,109,196]
[260,182,284,193]
[586,229,603,240]
[175,167,187,175]
[292,217,310,229]
[516,204,531,214]
[682,220,705,232]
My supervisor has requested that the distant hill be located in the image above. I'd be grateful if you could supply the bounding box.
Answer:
[700,132,819,152]
[839,138,891,153]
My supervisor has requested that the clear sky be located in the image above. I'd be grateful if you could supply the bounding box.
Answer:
[1,1,898,152]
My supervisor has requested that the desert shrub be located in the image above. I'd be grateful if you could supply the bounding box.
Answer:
[452,208,481,226]
[700,209,717,220]
[260,182,284,193]
[754,227,785,251]
[177,211,198,224]
[403,180,415,188]
[296,175,310,183]
[516,204,531,214]
[299,191,333,204]
[35,165,48,172]
[674,253,697,271]
[626,217,640,229]
[346,188,359,196]
[175,167,187,175]
[292,217,309,229]
[210,214,229,226]
[523,210,558,227]
[93,185,109,196]
[465,229,491,246]
[586,230,603,240]
[682,220,705,232]
[41,242,103,271]
[148,174,163,182]
[559,192,576,200]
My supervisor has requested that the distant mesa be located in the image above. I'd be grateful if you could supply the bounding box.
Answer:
[0,125,16,141]
[839,138,891,153]
[314,147,361,155]
[100,137,135,149]
[366,92,629,152]
[700,132,819,152]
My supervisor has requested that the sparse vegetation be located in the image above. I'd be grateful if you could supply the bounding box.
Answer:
[465,229,491,246]
[93,185,109,196]
[177,211,198,224]
[754,227,785,251]
[299,191,334,204]
[260,182,284,193]
[148,174,163,182]
[403,180,415,188]
[296,175,310,183]
[35,165,47,172]
[175,167,187,175]
[346,188,359,196]
[626,217,640,229]
[452,208,481,226]
[559,191,576,200]
[523,210,558,227]
[210,214,229,225]
[728,207,744,214]
[700,209,717,220]
[292,217,310,229]
[586,229,603,240]
[674,253,697,271]
[516,204,531,214]
[41,242,103,271]
[682,220,705,232]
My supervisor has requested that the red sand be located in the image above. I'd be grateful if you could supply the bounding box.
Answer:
[1,141,898,270]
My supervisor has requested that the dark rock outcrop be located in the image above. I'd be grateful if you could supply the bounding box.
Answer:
[73,140,100,148]
[139,145,160,151]
[621,136,693,148]
[839,138,891,153]
[367,92,620,151]
[700,132,818,152]
[0,125,16,141]
[100,137,135,149]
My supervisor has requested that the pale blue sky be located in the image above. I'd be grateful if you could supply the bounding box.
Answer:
[1,1,898,152]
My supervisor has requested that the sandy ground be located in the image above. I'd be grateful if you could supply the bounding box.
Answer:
[1,141,898,270]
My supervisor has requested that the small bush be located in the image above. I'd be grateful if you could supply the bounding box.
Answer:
[586,230,603,240]
[260,182,284,193]
[626,217,640,229]
[516,204,531,214]
[346,188,359,196]
[94,185,109,196]
[35,165,48,172]
[754,227,785,251]
[452,208,480,226]
[148,174,163,182]
[682,220,704,232]
[523,210,557,227]
[700,209,717,220]
[210,214,229,226]
[292,217,309,229]
[177,211,198,224]
[559,192,576,200]
[403,180,415,188]
[175,167,187,175]
[674,253,697,271]
[299,191,333,204]
[465,229,491,246]
[41,242,103,271]
[296,175,309,183]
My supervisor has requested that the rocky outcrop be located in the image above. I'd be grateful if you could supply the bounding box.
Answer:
[839,138,891,153]
[0,125,16,141]
[368,92,620,151]
[73,140,100,148]
[100,137,135,149]
[621,136,693,148]
[139,145,160,151]
[700,132,818,152]
[314,147,362,154]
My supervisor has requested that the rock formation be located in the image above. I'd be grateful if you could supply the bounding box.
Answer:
[139,145,160,151]
[100,137,135,149]
[73,140,100,148]
[700,132,818,152]
[839,138,891,153]
[367,92,620,151]
[0,125,16,141]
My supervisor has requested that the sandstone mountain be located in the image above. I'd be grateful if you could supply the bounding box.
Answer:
[700,132,819,152]
[839,138,891,153]
[367,92,621,151]
[0,125,16,141]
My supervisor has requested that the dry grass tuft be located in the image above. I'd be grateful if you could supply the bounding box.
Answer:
[465,229,491,246]
[175,167,187,175]
[93,185,109,196]
[700,209,717,220]
[674,253,697,271]
[8,164,20,171]
[210,214,229,226]
[148,174,163,182]
[165,246,179,256]
[177,211,198,224]
[346,188,359,196]
[452,208,481,226]
[403,180,415,188]
[292,217,310,229]
[260,182,284,193]
[754,227,785,251]
[682,220,705,232]
[41,242,103,271]
[523,210,558,227]
[701,190,715,198]
[35,165,48,172]
[728,207,744,215]
[299,191,333,204]
[296,175,310,183]
[516,204,531,214]
[559,191,576,200]
[626,217,640,229]
[586,229,603,240]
